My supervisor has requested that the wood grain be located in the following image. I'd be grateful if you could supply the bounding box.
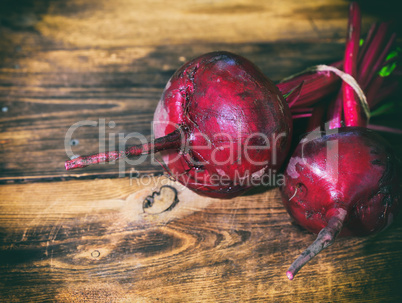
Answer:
[1,0,402,302]
[1,0,400,183]
[0,41,347,183]
[1,39,400,183]
[0,0,365,183]
[0,177,401,302]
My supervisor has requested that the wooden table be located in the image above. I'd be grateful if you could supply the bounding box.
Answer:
[1,0,401,302]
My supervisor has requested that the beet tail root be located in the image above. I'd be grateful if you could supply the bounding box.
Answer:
[286,208,347,280]
[64,129,184,170]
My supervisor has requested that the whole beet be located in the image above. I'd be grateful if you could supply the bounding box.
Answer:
[153,51,292,198]
[281,127,400,279]
[279,2,401,280]
[66,51,293,198]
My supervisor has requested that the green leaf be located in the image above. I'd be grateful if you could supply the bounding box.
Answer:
[379,47,400,77]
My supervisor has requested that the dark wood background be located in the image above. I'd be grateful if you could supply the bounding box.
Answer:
[1,0,401,302]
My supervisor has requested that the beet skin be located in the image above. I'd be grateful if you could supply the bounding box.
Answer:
[281,127,399,236]
[66,51,293,199]
[154,51,292,198]
[281,127,400,279]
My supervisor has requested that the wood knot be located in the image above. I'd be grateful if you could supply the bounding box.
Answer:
[143,185,179,214]
[91,250,100,258]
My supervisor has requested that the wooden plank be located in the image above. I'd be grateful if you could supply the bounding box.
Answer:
[0,42,347,183]
[2,39,401,183]
[1,0,400,183]
[0,177,401,302]
[1,1,402,302]
[0,0,363,48]
[0,0,360,183]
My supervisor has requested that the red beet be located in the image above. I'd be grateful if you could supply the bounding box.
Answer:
[281,127,400,279]
[280,2,401,280]
[65,51,293,198]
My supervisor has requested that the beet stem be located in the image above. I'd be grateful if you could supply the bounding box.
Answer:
[357,23,377,64]
[277,62,342,108]
[285,82,304,108]
[307,100,328,132]
[327,91,344,129]
[371,80,399,108]
[368,124,402,134]
[315,65,369,120]
[65,129,183,170]
[286,208,347,280]
[365,76,384,108]
[342,2,363,127]
[292,113,312,119]
[357,23,390,88]
[364,33,396,89]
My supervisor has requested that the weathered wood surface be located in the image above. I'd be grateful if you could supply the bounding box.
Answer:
[1,0,401,182]
[1,41,348,183]
[1,0,402,302]
[1,177,402,302]
[0,0,380,183]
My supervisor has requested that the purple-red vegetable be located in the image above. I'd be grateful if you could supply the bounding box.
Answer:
[281,127,400,280]
[280,2,401,280]
[65,51,293,198]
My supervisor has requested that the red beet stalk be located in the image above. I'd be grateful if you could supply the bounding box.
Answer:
[277,61,342,108]
[342,2,363,127]
[282,2,401,281]
[279,19,396,114]
[357,23,390,88]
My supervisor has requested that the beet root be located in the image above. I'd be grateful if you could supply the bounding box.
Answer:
[281,127,400,279]
[66,51,293,198]
[153,51,292,198]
